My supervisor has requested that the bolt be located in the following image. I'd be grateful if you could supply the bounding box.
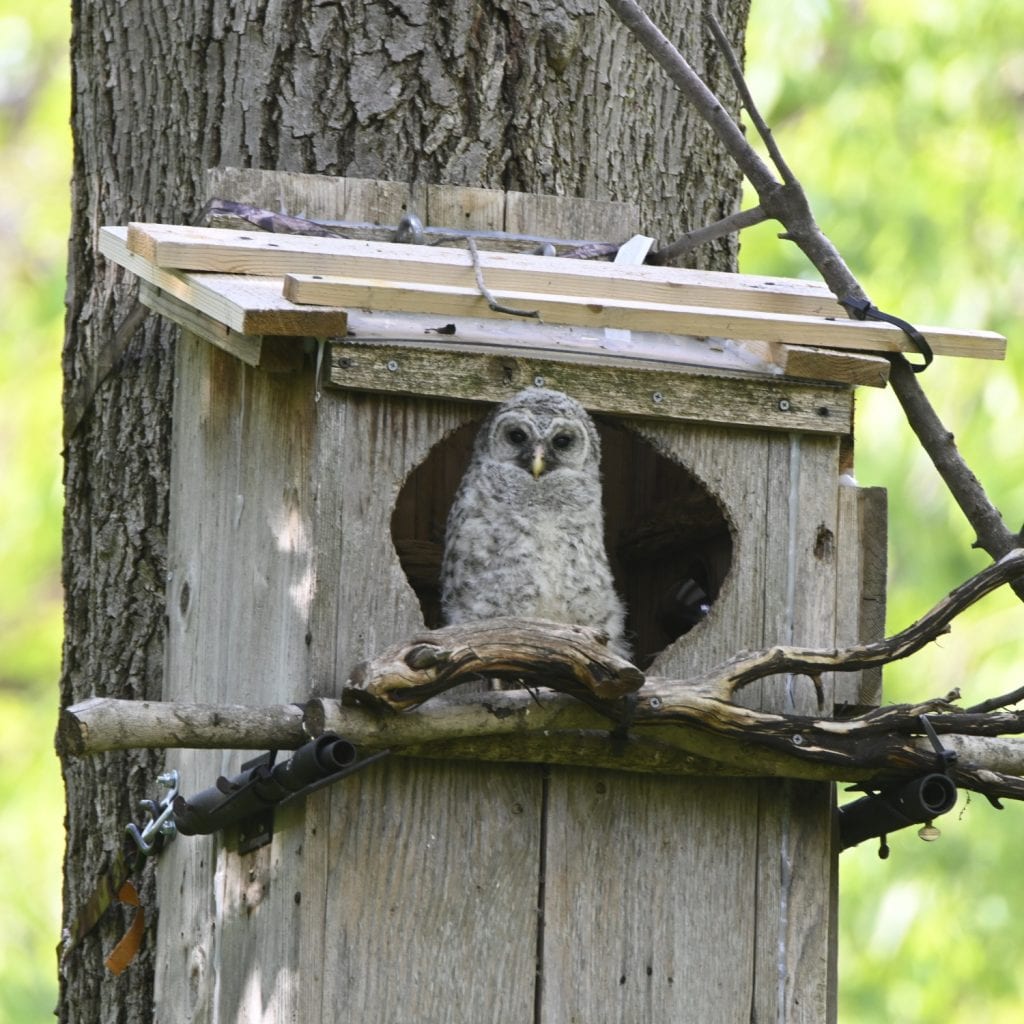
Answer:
[778,399,791,412]
[652,391,664,404]
[648,696,663,709]
[792,733,805,746]
[386,360,399,372]
[533,375,546,387]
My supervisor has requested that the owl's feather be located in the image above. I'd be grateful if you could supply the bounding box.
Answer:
[440,388,629,657]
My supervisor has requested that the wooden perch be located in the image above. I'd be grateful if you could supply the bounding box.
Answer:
[58,551,1024,802]
[57,695,306,757]
[344,550,1024,711]
[343,617,644,711]
[57,683,1024,799]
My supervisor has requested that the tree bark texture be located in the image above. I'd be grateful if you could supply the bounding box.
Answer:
[62,2,750,1020]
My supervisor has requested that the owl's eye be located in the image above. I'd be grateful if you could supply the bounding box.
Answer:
[551,433,574,450]
[507,427,528,445]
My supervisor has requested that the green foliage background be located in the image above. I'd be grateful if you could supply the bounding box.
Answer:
[1,0,1021,1020]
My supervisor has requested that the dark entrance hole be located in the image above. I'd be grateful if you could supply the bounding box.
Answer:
[391,415,733,669]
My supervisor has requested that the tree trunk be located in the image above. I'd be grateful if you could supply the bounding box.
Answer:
[61,1,750,1020]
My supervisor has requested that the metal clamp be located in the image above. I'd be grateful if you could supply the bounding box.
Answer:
[125,770,180,857]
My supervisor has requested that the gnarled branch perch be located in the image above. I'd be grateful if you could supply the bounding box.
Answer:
[58,551,1024,803]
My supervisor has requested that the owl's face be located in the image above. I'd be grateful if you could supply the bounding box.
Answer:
[481,388,599,479]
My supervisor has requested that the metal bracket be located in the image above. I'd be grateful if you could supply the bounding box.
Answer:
[125,769,180,857]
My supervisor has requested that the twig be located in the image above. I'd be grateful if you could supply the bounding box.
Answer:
[649,206,768,264]
[703,14,798,186]
[966,684,1024,715]
[203,198,350,237]
[708,548,1024,700]
[466,238,541,319]
[604,0,1024,604]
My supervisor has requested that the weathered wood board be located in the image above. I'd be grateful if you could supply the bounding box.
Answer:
[100,225,350,336]
[327,340,855,435]
[125,221,847,317]
[155,334,318,1020]
[286,272,1005,359]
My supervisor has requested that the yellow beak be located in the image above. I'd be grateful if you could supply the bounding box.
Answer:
[531,444,546,479]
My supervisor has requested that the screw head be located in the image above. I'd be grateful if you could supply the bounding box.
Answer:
[386,359,399,372]
[651,391,664,404]
[533,375,546,387]
[778,398,792,412]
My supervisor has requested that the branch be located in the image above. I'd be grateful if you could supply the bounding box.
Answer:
[343,618,644,712]
[56,695,306,757]
[649,206,768,264]
[346,550,1024,710]
[57,687,1024,801]
[57,552,1024,804]
[701,13,797,186]
[605,0,1024,597]
[703,547,1024,701]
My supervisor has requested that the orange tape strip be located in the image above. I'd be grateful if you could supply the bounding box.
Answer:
[104,881,145,975]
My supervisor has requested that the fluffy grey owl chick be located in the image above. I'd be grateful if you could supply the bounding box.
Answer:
[441,387,629,657]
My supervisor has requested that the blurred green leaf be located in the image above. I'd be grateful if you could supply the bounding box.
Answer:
[0,0,69,1020]
[745,1,1024,1020]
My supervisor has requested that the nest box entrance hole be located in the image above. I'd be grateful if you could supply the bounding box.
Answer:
[390,416,733,668]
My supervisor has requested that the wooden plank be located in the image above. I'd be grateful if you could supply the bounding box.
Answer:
[425,183,506,232]
[753,433,842,716]
[744,431,840,1023]
[541,772,759,1023]
[541,419,767,1023]
[342,306,777,376]
[285,272,1006,360]
[542,420,836,1023]
[835,484,888,709]
[750,780,837,1024]
[100,226,349,336]
[125,221,850,317]
[206,167,413,226]
[139,281,263,367]
[154,332,318,1023]
[327,340,855,435]
[741,339,891,387]
[123,222,1008,363]
[504,188,639,240]
[131,221,888,384]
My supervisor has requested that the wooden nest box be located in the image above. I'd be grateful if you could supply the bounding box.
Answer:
[100,171,1004,1023]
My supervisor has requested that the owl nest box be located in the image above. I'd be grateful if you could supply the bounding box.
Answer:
[98,173,1005,1023]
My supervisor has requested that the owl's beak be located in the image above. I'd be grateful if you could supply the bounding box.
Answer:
[531,444,546,478]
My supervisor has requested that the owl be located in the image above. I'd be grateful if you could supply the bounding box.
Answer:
[440,387,629,657]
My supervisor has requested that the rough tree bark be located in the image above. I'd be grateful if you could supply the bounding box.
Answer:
[61,1,750,1019]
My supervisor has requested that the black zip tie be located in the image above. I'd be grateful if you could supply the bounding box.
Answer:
[918,714,957,771]
[839,295,934,372]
